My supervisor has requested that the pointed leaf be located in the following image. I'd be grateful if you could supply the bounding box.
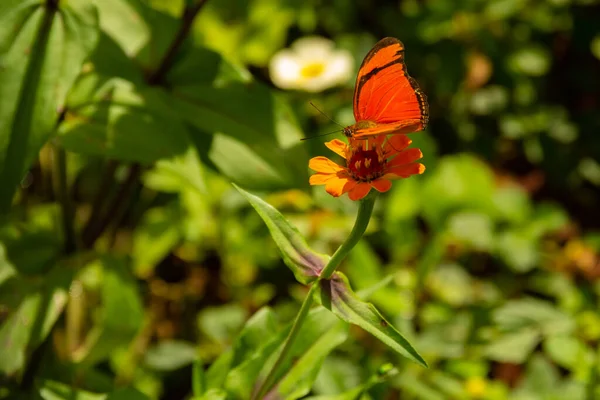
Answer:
[0,263,73,375]
[38,380,105,400]
[317,272,427,367]
[234,184,328,284]
[271,321,348,400]
[171,82,307,190]
[73,256,144,365]
[224,308,337,398]
[305,364,398,400]
[0,0,99,212]
[59,83,190,164]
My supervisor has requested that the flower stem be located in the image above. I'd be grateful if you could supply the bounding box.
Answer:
[252,283,318,400]
[319,192,377,279]
[252,192,377,398]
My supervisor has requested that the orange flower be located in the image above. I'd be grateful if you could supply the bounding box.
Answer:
[309,135,425,201]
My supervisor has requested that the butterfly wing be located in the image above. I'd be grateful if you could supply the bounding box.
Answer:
[352,37,428,138]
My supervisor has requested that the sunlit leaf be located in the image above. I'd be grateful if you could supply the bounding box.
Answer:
[0,264,73,375]
[234,184,328,284]
[0,0,99,212]
[73,257,144,365]
[38,380,105,400]
[145,340,198,371]
[271,321,348,400]
[59,83,190,164]
[317,271,426,367]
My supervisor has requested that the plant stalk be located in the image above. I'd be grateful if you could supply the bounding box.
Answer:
[252,192,377,398]
[252,284,318,400]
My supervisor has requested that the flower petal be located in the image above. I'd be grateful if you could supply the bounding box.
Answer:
[292,36,335,59]
[387,148,423,168]
[384,135,411,155]
[309,173,336,185]
[348,182,372,201]
[325,175,356,197]
[370,179,392,193]
[383,163,426,179]
[309,156,344,174]
[321,50,354,84]
[269,51,301,89]
[325,139,349,159]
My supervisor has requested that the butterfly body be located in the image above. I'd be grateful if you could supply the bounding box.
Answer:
[345,37,429,140]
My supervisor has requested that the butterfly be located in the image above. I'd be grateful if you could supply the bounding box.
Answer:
[343,37,429,139]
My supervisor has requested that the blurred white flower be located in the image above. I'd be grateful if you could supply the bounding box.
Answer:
[269,36,354,93]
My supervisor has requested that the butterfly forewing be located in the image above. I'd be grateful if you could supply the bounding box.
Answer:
[351,37,428,137]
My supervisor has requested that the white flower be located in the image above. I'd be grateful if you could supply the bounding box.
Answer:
[269,36,354,93]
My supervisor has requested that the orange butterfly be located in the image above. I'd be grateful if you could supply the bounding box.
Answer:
[343,37,429,139]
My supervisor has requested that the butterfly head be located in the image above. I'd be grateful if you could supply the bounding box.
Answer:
[343,125,355,138]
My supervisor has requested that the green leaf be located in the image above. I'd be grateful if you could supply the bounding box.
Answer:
[223,311,291,397]
[0,0,99,213]
[485,328,540,363]
[192,359,206,397]
[427,263,475,307]
[224,307,338,398]
[59,83,190,164]
[317,271,427,367]
[0,242,17,286]
[306,363,398,400]
[347,242,403,315]
[95,0,179,69]
[234,184,328,284]
[447,212,494,251]
[493,298,575,335]
[143,147,206,195]
[144,340,198,371]
[508,46,551,77]
[38,380,106,400]
[73,256,144,365]
[170,82,307,190]
[229,307,279,368]
[66,32,145,108]
[0,264,73,375]
[421,155,496,227]
[516,355,559,396]
[272,322,348,400]
[0,204,62,275]
[106,387,151,400]
[205,350,234,392]
[396,371,445,400]
[132,204,182,277]
[543,335,591,371]
[197,304,248,346]
[0,291,41,375]
[196,0,295,65]
[592,35,600,61]
[495,229,539,272]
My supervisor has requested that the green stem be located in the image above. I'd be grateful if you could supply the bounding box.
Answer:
[252,192,377,398]
[320,192,377,279]
[52,144,76,254]
[252,284,318,400]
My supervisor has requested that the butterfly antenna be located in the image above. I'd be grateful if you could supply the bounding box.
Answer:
[309,101,344,128]
[300,128,343,141]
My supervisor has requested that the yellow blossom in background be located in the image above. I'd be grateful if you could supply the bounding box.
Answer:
[269,36,353,92]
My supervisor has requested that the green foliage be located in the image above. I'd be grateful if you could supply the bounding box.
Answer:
[1,0,600,399]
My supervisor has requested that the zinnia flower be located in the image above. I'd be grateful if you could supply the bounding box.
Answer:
[269,36,353,92]
[309,135,425,201]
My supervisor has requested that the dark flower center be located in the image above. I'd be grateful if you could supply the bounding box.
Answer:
[347,148,384,182]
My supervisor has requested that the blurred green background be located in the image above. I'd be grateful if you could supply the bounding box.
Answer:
[1,0,600,399]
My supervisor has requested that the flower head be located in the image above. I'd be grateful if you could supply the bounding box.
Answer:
[309,135,425,201]
[269,36,353,93]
